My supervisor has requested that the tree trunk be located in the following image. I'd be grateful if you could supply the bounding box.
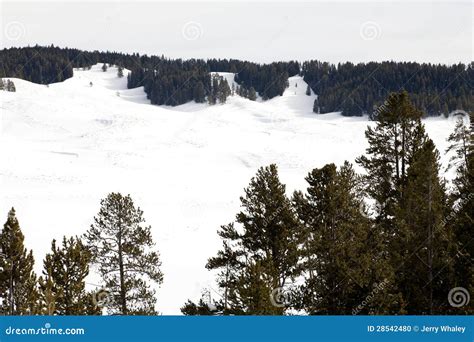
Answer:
[118,213,127,315]
[427,171,433,314]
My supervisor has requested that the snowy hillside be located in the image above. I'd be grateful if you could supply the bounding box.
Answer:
[0,64,462,314]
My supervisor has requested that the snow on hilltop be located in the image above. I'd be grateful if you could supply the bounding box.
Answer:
[0,63,460,314]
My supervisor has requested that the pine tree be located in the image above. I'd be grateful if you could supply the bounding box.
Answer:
[293,162,395,314]
[0,208,37,315]
[446,115,473,314]
[117,66,124,78]
[356,91,432,313]
[205,165,301,315]
[356,91,426,238]
[395,139,450,314]
[207,93,216,105]
[39,237,92,315]
[248,87,257,101]
[193,81,206,103]
[6,80,16,92]
[306,84,311,96]
[84,193,163,315]
[102,63,108,72]
[446,116,470,175]
[313,97,320,113]
[217,79,231,103]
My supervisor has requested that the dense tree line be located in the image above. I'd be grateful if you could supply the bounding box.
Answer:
[0,46,296,105]
[0,193,162,315]
[207,59,299,100]
[2,46,471,115]
[182,92,473,315]
[302,61,473,117]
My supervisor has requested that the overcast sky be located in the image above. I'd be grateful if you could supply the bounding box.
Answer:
[1,1,472,64]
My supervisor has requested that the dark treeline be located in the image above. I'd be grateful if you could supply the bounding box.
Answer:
[303,60,474,117]
[1,46,471,116]
[207,59,300,99]
[0,46,297,106]
[182,92,473,316]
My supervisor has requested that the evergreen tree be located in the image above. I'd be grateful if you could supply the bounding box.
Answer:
[395,139,450,314]
[240,86,248,99]
[6,80,16,92]
[305,84,311,96]
[117,66,124,78]
[446,116,470,175]
[248,87,257,101]
[84,193,163,315]
[212,75,219,99]
[446,115,473,314]
[193,81,206,103]
[293,162,395,314]
[102,63,108,72]
[356,91,434,313]
[207,93,216,105]
[204,165,301,315]
[356,91,426,236]
[217,78,231,103]
[0,208,37,315]
[39,237,92,315]
[313,97,320,113]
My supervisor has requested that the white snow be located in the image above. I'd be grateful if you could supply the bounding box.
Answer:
[0,64,462,314]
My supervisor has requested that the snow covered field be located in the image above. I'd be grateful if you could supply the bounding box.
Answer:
[0,64,460,314]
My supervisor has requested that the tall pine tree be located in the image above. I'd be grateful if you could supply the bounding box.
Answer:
[445,115,473,314]
[293,162,395,314]
[201,165,301,315]
[84,193,163,315]
[395,139,450,314]
[356,91,429,313]
[0,208,37,315]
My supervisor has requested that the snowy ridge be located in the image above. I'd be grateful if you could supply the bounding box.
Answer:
[0,64,461,314]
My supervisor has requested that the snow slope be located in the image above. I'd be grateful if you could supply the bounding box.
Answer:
[0,64,462,314]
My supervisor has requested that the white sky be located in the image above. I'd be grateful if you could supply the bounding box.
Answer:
[0,1,472,64]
